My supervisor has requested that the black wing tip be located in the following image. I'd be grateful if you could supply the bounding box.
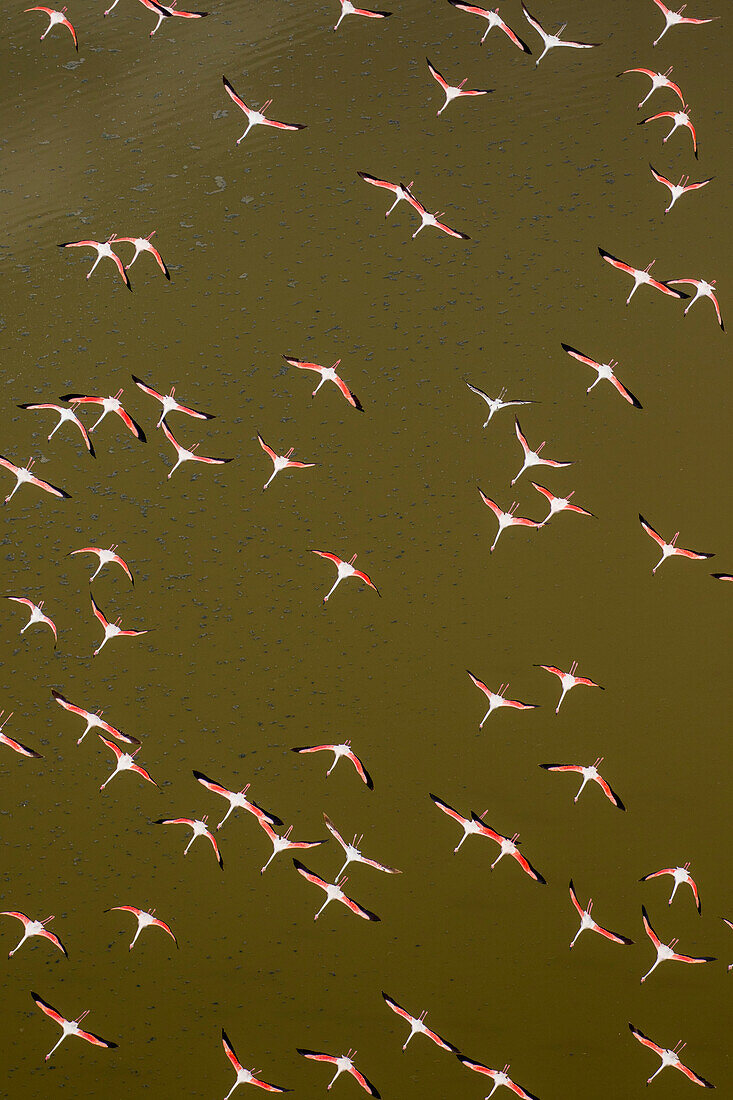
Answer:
[152,818,166,825]
[363,771,374,790]
[534,870,548,885]
[616,798,627,811]
[352,395,365,412]
[292,858,307,871]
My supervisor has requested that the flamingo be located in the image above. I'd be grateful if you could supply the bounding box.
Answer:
[106,906,177,951]
[58,236,130,289]
[649,164,712,213]
[257,820,326,874]
[153,815,223,868]
[425,58,492,115]
[598,247,688,304]
[512,418,572,485]
[99,736,157,791]
[59,390,145,440]
[69,545,134,585]
[521,2,599,66]
[323,814,402,878]
[257,433,315,491]
[457,1055,540,1099]
[91,595,147,657]
[470,814,547,882]
[447,1,531,52]
[0,455,69,504]
[629,1023,714,1087]
[537,660,603,713]
[666,278,724,330]
[357,172,415,217]
[51,689,140,747]
[0,711,43,759]
[639,106,698,158]
[640,905,714,983]
[311,551,380,603]
[539,759,624,809]
[639,514,713,574]
[293,860,380,922]
[140,0,208,37]
[467,670,537,726]
[531,483,594,526]
[291,742,373,789]
[132,375,214,426]
[567,881,633,949]
[193,770,283,830]
[477,489,541,552]
[7,597,57,645]
[18,400,95,456]
[31,992,117,1062]
[560,343,642,407]
[2,912,67,958]
[160,420,231,479]
[24,6,77,49]
[282,355,363,410]
[619,66,684,108]
[465,381,533,427]
[333,0,391,32]
[640,864,701,913]
[115,232,170,279]
[404,185,470,240]
[221,1030,290,1096]
[649,0,717,47]
[222,77,306,144]
[381,993,457,1053]
[430,794,491,852]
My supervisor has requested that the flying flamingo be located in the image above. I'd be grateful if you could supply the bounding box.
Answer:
[457,1055,540,1099]
[114,232,170,279]
[466,669,537,726]
[404,185,470,240]
[141,0,208,37]
[640,905,714,983]
[2,912,67,958]
[539,759,625,809]
[257,433,315,491]
[91,594,147,657]
[24,6,77,48]
[567,881,633,949]
[323,814,402,877]
[598,247,688,304]
[640,864,701,913]
[521,2,599,66]
[649,164,712,213]
[560,343,642,407]
[221,1030,290,1096]
[7,597,57,645]
[18,400,95,456]
[512,418,572,485]
[333,0,392,32]
[58,236,130,289]
[222,77,306,144]
[430,794,490,852]
[257,820,326,874]
[649,0,717,47]
[381,993,457,1053]
[447,1,531,52]
[0,711,43,759]
[639,514,713,574]
[154,815,223,868]
[132,375,214,426]
[193,770,283,830]
[99,736,157,791]
[311,551,380,603]
[0,455,69,504]
[469,814,547,882]
[537,660,604,713]
[31,992,117,1062]
[70,545,134,585]
[531,483,594,526]
[160,420,231,479]
[667,278,724,329]
[282,355,363,410]
[106,906,177,950]
[59,389,145,440]
[291,742,373,788]
[293,860,380,922]
[619,66,684,108]
[477,489,540,551]
[425,58,492,115]
[51,689,139,747]
[357,172,415,217]
[629,1024,714,1088]
[465,381,533,427]
[639,106,698,158]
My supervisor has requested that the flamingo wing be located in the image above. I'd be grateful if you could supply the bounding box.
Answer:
[609,372,643,408]
[347,1063,381,1096]
[381,992,412,1021]
[90,595,109,627]
[333,374,364,410]
[78,1027,118,1049]
[322,814,348,848]
[222,76,249,113]
[99,735,124,760]
[629,1023,663,1055]
[430,793,465,823]
[594,922,634,946]
[31,992,65,1025]
[676,1061,715,1089]
[470,812,502,842]
[221,1029,244,1072]
[639,514,665,547]
[477,489,503,519]
[512,848,546,883]
[282,355,323,374]
[641,905,661,947]
[292,859,327,888]
[29,473,71,498]
[568,879,584,916]
[115,405,146,441]
[457,1055,496,1078]
[340,893,380,922]
[345,749,374,788]
[257,433,278,461]
[595,774,625,810]
[598,247,636,275]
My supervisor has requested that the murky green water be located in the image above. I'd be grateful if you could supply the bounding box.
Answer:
[2,0,731,1095]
